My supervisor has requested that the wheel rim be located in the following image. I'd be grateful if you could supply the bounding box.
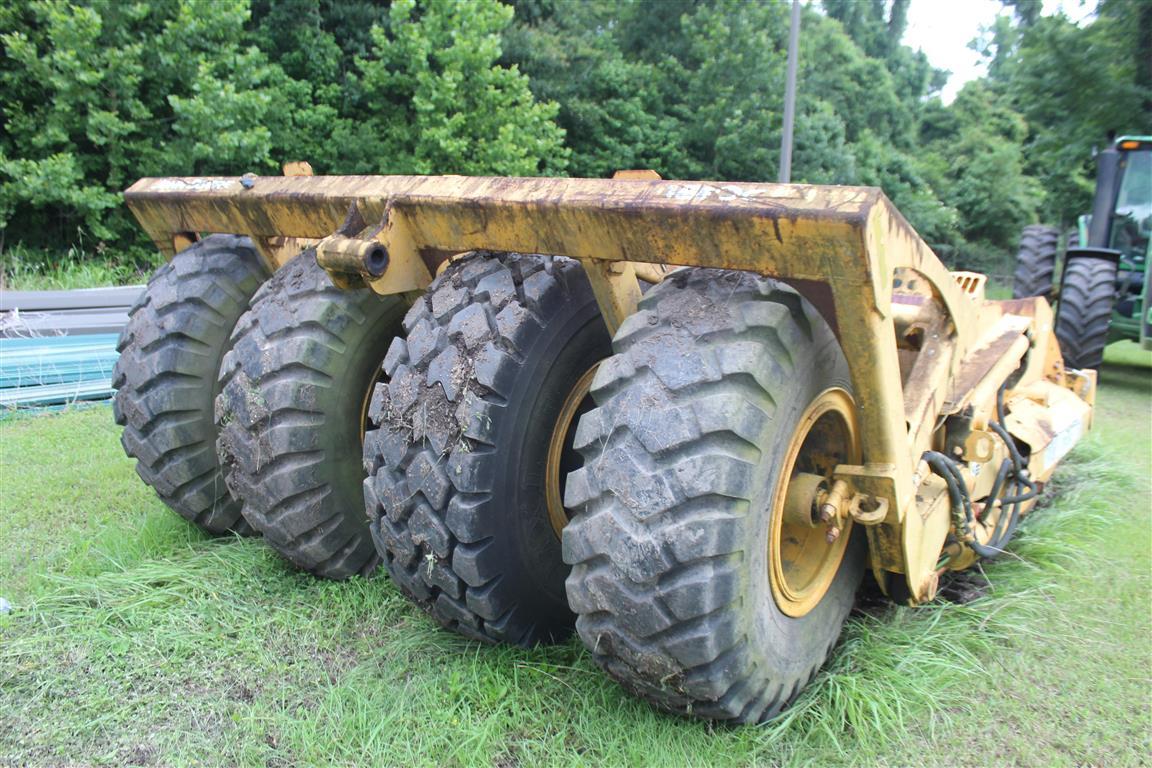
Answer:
[545,363,600,539]
[769,387,860,618]
[359,366,385,445]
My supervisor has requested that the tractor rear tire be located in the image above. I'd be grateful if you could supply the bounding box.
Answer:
[364,252,611,645]
[1012,225,1060,299]
[1064,226,1080,254]
[1055,256,1117,370]
[113,235,268,534]
[563,268,865,723]
[215,253,406,579]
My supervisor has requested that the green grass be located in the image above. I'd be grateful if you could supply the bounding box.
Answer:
[1,344,1149,767]
[1,245,159,290]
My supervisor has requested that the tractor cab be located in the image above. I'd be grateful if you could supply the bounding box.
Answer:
[1106,139,1151,262]
[1068,135,1152,351]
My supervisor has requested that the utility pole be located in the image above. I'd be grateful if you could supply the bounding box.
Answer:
[778,0,801,183]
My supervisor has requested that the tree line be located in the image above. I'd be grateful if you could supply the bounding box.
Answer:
[1,0,1148,269]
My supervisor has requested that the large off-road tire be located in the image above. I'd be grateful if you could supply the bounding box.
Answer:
[1064,226,1080,254]
[215,254,406,579]
[364,252,611,645]
[1012,225,1060,299]
[563,268,865,723]
[1055,256,1117,370]
[113,235,268,534]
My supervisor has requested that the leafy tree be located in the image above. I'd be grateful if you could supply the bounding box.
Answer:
[2,1,161,245]
[1003,0,1042,27]
[0,0,292,248]
[982,1,1150,224]
[0,0,568,252]
[347,0,568,176]
[502,0,686,178]
[163,0,298,174]
[822,0,910,61]
[3,0,1132,274]
[800,12,909,148]
[936,86,1036,243]
[664,0,790,180]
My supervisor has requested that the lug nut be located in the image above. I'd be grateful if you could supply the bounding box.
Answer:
[826,526,841,543]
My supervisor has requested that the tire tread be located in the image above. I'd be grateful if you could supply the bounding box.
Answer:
[112,235,267,533]
[563,268,859,723]
[216,254,404,579]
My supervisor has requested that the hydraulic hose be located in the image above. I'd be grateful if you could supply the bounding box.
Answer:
[923,450,1003,559]
[925,382,1039,561]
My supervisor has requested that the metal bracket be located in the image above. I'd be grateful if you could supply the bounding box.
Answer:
[847,493,888,525]
[315,203,432,294]
[584,260,642,335]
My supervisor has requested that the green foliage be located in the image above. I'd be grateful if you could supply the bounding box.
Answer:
[501,1,694,178]
[0,242,159,289]
[980,0,1151,225]
[0,0,294,245]
[1,1,151,243]
[1,0,1143,268]
[823,0,910,61]
[353,0,567,176]
[505,0,967,248]
[916,81,1039,255]
[0,0,564,253]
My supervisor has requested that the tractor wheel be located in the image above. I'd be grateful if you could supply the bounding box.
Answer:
[364,252,611,645]
[563,268,865,723]
[1055,256,1117,370]
[1064,226,1080,254]
[1012,225,1060,299]
[216,253,406,579]
[113,235,268,534]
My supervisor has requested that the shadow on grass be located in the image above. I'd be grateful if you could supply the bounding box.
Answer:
[1099,362,1151,395]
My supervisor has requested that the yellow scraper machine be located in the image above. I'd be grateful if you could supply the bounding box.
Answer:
[114,167,1093,723]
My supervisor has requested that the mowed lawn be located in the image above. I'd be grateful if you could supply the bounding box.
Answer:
[1,343,1149,767]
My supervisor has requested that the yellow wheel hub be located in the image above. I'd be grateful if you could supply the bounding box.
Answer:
[545,363,600,539]
[769,388,860,618]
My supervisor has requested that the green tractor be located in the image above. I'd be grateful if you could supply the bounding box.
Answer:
[1013,135,1152,369]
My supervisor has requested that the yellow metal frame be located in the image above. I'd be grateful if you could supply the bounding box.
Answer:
[124,172,1094,603]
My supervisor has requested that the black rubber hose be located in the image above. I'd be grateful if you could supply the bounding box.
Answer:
[986,459,1012,514]
[985,459,1014,546]
[924,378,1041,563]
[988,423,1037,501]
[989,420,1031,478]
[923,451,1003,559]
[927,378,1044,561]
[985,384,1038,551]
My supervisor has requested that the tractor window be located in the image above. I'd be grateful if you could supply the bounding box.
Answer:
[1111,149,1152,260]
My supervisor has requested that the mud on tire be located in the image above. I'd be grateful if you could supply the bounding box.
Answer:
[216,253,406,579]
[364,252,611,645]
[562,268,865,723]
[113,235,268,534]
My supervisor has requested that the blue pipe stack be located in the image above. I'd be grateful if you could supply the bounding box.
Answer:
[0,286,143,412]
